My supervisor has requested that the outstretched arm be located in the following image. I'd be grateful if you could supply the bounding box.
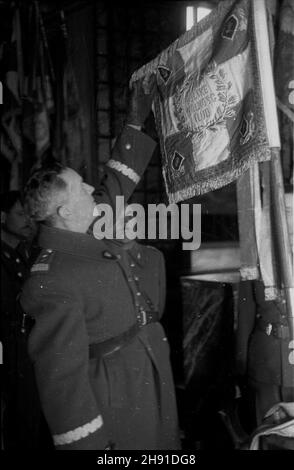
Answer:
[94,76,158,206]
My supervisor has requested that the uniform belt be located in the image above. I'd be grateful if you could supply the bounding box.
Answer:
[257,320,290,339]
[89,310,159,359]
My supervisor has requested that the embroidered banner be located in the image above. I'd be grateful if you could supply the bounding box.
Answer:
[130,0,271,203]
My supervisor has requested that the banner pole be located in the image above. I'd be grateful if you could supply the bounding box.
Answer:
[253,0,294,373]
[252,0,280,147]
[271,148,294,335]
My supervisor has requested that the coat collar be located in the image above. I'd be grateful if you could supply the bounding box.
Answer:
[38,224,145,265]
[1,239,30,263]
[38,224,107,261]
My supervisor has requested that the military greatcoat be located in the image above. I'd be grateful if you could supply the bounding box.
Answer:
[20,126,180,450]
[236,280,291,386]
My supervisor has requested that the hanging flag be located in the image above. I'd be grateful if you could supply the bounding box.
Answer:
[237,161,280,300]
[53,10,85,172]
[274,0,294,184]
[34,75,50,160]
[61,59,85,171]
[33,2,52,164]
[20,1,54,170]
[1,7,22,157]
[0,7,23,189]
[130,0,271,203]
[1,85,22,158]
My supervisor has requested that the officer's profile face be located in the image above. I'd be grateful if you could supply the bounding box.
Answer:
[2,200,34,240]
[58,168,96,233]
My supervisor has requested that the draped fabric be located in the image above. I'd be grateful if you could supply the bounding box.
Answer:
[236,0,293,298]
[0,4,87,188]
[0,8,23,190]
[52,11,86,174]
[237,162,280,300]
[0,3,55,188]
[274,0,294,184]
[130,0,271,203]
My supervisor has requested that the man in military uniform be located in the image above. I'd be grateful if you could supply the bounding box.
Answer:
[1,192,35,320]
[0,191,49,448]
[20,80,180,449]
[236,280,294,426]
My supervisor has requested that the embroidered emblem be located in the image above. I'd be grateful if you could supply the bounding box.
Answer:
[239,111,255,145]
[172,151,185,171]
[53,415,103,446]
[106,160,140,184]
[222,15,238,40]
[174,63,238,143]
[31,249,54,273]
[158,65,171,83]
[240,116,249,138]
[31,263,49,273]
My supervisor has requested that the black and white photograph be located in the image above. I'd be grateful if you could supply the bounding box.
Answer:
[0,0,293,457]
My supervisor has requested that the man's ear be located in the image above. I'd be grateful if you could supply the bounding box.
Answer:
[57,205,72,220]
[1,211,7,225]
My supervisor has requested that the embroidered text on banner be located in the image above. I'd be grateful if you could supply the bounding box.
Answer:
[130,0,271,203]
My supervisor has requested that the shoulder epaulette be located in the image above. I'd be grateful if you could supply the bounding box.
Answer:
[31,249,54,273]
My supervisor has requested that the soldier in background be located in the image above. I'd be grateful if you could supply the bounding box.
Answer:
[236,192,294,428]
[236,279,294,426]
[0,190,51,448]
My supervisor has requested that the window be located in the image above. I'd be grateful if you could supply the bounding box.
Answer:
[186,4,212,31]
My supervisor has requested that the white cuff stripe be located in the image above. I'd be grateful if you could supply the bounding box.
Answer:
[53,415,103,446]
[107,160,140,184]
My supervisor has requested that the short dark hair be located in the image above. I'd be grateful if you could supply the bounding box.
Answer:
[24,163,68,222]
[0,191,23,214]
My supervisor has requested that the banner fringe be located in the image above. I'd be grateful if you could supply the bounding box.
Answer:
[166,147,271,203]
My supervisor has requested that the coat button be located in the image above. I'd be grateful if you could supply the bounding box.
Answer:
[130,263,135,267]
[17,272,23,278]
[136,292,141,296]
[16,258,20,263]
[125,143,131,150]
